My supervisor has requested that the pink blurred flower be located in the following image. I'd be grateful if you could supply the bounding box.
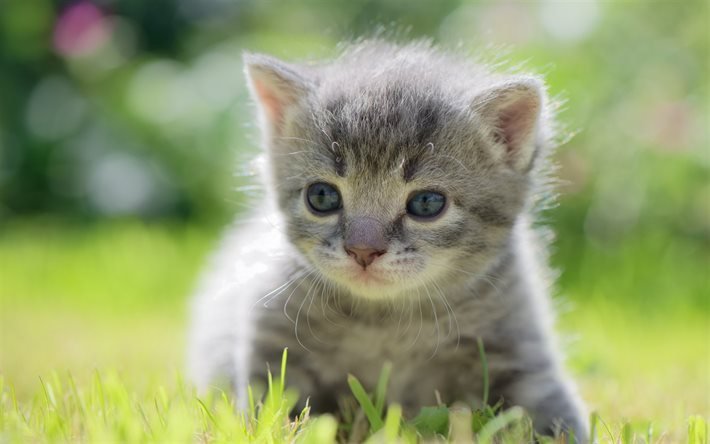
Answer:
[646,101,693,152]
[53,1,111,58]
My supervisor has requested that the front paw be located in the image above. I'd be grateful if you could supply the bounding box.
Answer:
[537,414,589,444]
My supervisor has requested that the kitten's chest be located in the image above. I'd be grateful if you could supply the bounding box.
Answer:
[292,313,485,410]
[303,310,466,387]
[254,291,491,409]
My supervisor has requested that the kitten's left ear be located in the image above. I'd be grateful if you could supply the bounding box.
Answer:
[243,52,312,135]
[473,77,545,172]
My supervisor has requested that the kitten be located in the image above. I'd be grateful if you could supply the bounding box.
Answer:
[188,40,588,440]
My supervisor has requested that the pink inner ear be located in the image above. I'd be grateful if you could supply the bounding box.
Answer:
[498,94,539,156]
[253,79,285,126]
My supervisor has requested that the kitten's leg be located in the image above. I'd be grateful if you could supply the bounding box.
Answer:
[502,368,589,443]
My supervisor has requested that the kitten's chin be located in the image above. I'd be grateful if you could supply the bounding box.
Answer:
[309,254,441,300]
[328,268,419,301]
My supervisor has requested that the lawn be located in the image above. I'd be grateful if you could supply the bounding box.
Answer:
[0,220,707,442]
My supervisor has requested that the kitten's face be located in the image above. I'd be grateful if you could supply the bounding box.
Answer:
[245,46,544,300]
[289,180,487,300]
[272,90,530,300]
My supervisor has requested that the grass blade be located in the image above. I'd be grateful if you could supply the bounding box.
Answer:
[299,414,338,444]
[449,404,474,443]
[688,415,708,444]
[347,374,384,432]
[589,411,598,443]
[196,398,217,426]
[621,422,632,444]
[374,362,392,416]
[383,403,402,441]
[476,406,524,444]
[279,348,288,395]
[477,337,489,407]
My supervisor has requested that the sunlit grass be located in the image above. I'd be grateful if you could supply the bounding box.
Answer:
[1,356,707,443]
[0,220,708,442]
[560,307,708,441]
[0,352,333,443]
[0,219,216,312]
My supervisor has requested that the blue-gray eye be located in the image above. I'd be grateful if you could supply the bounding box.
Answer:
[306,182,342,214]
[407,191,446,218]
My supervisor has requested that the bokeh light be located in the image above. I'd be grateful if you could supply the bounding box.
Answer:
[53,1,111,58]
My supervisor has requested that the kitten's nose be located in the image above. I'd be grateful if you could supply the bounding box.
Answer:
[345,246,386,268]
[344,216,388,268]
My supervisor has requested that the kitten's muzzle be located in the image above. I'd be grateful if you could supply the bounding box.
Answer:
[344,216,388,268]
[345,246,385,268]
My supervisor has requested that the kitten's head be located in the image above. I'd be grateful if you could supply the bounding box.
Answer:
[245,41,552,300]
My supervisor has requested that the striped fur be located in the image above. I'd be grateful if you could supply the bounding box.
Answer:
[188,41,588,441]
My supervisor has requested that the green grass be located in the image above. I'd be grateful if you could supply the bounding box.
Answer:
[0,352,329,443]
[1,355,707,443]
[0,220,708,442]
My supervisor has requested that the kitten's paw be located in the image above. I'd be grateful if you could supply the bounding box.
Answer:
[537,415,589,444]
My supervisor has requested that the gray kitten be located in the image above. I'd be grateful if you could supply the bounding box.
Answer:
[188,40,588,440]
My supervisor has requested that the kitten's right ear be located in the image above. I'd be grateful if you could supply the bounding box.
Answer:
[472,77,545,173]
[243,52,311,134]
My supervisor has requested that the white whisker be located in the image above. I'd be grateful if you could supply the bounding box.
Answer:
[433,279,461,350]
[252,270,306,308]
[294,289,312,351]
[282,269,316,323]
[405,285,424,352]
[423,281,441,361]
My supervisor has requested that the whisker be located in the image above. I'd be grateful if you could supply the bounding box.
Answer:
[426,258,479,278]
[438,154,470,173]
[319,276,343,327]
[478,272,505,296]
[282,269,316,323]
[303,275,329,346]
[319,128,333,144]
[274,136,320,145]
[294,285,313,352]
[270,150,313,157]
[394,293,408,338]
[404,285,424,352]
[251,270,306,308]
[400,293,415,340]
[423,281,441,361]
[433,279,461,350]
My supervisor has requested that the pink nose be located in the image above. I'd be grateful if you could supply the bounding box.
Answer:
[345,246,386,268]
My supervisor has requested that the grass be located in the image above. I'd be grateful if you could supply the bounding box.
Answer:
[0,219,708,442]
[1,354,707,443]
[0,352,326,443]
[3,348,706,443]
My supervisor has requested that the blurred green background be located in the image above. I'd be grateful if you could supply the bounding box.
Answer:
[0,0,708,439]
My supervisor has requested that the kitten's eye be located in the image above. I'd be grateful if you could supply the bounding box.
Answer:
[407,191,446,219]
[306,182,342,214]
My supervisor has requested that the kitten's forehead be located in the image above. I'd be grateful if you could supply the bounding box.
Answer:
[308,80,462,180]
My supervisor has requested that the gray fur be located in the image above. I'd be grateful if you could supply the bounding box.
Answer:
[188,40,588,440]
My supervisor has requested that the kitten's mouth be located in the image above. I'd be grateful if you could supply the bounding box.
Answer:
[349,268,388,285]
